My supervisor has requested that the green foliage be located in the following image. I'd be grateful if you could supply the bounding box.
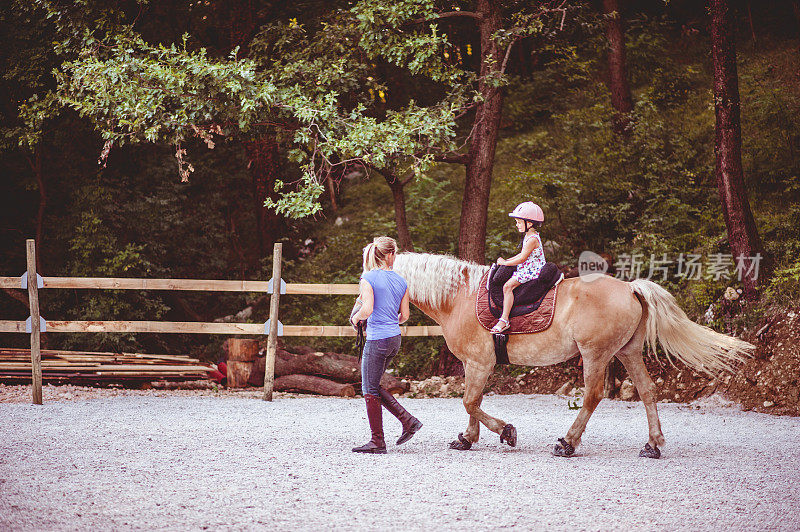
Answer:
[19,0,569,220]
[53,182,169,351]
[765,260,800,304]
[21,0,480,218]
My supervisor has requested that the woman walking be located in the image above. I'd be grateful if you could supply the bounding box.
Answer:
[350,237,422,454]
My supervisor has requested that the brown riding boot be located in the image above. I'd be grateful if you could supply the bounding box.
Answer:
[378,387,423,445]
[352,394,387,454]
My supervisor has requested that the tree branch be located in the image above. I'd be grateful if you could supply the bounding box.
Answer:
[432,153,470,165]
[411,11,482,25]
[500,38,521,76]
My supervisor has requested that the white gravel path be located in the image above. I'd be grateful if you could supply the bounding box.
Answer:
[1,394,799,531]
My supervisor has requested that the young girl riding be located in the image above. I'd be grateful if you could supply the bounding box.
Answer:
[491,201,546,333]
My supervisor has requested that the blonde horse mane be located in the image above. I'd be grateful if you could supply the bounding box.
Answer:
[393,252,489,309]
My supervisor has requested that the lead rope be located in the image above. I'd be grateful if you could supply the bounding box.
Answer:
[355,321,366,361]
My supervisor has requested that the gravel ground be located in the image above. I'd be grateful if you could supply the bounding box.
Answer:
[1,392,799,531]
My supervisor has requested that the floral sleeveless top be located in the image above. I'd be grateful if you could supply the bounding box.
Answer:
[513,233,546,283]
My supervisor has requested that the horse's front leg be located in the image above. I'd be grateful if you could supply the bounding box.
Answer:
[448,414,480,450]
[464,413,481,443]
[450,361,516,450]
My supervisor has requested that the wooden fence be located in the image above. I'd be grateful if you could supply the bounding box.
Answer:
[1,240,442,404]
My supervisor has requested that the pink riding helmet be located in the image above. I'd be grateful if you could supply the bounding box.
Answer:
[509,201,544,223]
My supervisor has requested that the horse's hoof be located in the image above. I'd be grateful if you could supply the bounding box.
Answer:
[449,432,473,451]
[639,443,661,459]
[552,437,575,457]
[500,423,517,447]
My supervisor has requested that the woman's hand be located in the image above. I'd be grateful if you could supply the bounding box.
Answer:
[496,257,507,265]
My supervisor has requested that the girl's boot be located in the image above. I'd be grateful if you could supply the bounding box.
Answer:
[352,394,387,454]
[379,387,423,445]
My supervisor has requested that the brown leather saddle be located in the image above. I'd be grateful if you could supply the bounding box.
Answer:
[475,262,563,335]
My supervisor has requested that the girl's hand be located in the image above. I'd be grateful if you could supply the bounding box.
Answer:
[496,257,506,265]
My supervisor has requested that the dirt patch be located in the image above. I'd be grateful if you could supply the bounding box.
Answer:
[725,307,800,415]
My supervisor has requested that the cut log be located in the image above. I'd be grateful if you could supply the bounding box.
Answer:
[249,349,360,383]
[275,350,361,381]
[274,374,356,397]
[246,347,409,394]
[226,361,254,388]
[380,374,409,395]
[284,344,323,356]
[350,374,408,396]
[223,338,260,362]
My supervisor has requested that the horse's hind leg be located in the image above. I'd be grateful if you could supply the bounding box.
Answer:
[611,303,665,457]
[554,351,608,457]
[616,349,665,458]
[450,361,515,450]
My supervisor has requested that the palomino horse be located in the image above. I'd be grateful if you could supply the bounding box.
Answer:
[383,252,753,458]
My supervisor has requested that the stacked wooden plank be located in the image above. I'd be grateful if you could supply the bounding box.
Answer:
[0,348,212,385]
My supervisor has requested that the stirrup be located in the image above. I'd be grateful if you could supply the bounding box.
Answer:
[491,318,510,334]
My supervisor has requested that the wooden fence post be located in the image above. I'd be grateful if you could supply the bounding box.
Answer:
[26,239,43,405]
[263,243,282,401]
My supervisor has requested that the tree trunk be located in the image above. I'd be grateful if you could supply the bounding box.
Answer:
[326,173,339,212]
[458,0,504,264]
[745,1,757,50]
[224,1,282,262]
[244,136,283,259]
[603,0,634,135]
[711,0,766,300]
[25,148,46,273]
[387,176,415,251]
[445,0,506,375]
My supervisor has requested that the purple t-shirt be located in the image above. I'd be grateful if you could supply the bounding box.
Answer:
[361,269,408,340]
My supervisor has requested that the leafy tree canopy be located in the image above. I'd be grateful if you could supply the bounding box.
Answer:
[21,0,564,217]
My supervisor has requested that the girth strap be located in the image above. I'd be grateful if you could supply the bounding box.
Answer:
[493,332,510,365]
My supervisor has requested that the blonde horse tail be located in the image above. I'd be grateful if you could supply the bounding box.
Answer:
[629,279,755,376]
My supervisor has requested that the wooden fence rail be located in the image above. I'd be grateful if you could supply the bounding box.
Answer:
[2,240,442,403]
[0,321,441,336]
[0,277,359,294]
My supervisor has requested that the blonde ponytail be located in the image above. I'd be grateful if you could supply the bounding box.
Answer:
[362,236,398,272]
